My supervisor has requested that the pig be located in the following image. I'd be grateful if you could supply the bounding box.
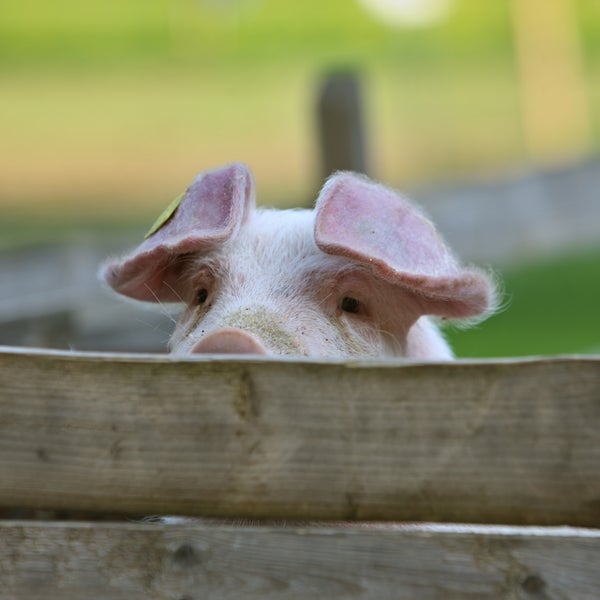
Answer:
[100,162,496,359]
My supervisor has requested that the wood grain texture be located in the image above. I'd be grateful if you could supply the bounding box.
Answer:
[0,347,599,525]
[1,520,599,600]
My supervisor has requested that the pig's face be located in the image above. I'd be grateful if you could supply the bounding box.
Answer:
[170,209,433,357]
[101,163,496,359]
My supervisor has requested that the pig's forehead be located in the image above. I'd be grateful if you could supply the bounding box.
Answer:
[222,207,343,269]
[249,207,314,234]
[240,208,317,251]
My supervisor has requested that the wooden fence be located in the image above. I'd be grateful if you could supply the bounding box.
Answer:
[1,346,599,598]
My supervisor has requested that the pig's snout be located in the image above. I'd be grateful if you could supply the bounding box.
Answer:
[191,328,269,355]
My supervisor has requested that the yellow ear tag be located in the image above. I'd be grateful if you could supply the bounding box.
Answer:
[144,192,184,239]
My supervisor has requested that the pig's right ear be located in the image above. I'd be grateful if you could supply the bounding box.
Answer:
[100,162,254,302]
[314,172,496,320]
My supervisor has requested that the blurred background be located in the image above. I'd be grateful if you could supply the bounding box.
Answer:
[1,0,599,357]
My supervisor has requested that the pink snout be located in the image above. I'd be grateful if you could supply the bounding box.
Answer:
[191,327,269,355]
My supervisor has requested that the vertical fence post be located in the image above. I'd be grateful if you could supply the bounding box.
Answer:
[317,71,370,180]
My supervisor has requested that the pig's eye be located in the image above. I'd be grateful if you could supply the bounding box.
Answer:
[196,288,209,305]
[341,296,360,314]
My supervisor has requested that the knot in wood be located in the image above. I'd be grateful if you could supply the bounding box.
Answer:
[173,543,200,567]
[521,574,546,595]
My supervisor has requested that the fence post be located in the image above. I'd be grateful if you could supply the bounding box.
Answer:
[317,71,369,179]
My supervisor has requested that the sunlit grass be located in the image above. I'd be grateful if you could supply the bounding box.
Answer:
[0,60,527,219]
[1,0,598,214]
[0,64,316,216]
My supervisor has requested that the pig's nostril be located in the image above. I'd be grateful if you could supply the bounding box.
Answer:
[191,328,269,355]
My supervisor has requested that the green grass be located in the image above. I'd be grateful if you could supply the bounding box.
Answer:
[0,0,515,68]
[447,248,600,357]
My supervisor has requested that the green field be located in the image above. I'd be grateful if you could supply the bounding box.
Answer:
[447,247,600,357]
[2,0,599,212]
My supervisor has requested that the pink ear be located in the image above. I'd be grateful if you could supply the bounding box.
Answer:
[101,162,254,302]
[314,172,494,319]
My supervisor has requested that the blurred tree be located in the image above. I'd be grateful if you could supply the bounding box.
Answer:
[511,0,591,161]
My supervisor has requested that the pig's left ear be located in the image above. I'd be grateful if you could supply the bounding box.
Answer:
[314,172,495,319]
[100,162,254,302]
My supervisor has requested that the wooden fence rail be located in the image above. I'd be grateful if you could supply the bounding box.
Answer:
[1,347,598,526]
[2,520,599,600]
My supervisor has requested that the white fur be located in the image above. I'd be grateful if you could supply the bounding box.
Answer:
[170,208,455,359]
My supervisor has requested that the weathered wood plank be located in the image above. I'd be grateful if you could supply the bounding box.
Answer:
[1,521,598,600]
[0,347,599,526]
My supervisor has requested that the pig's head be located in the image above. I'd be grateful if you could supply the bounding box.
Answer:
[100,162,496,359]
